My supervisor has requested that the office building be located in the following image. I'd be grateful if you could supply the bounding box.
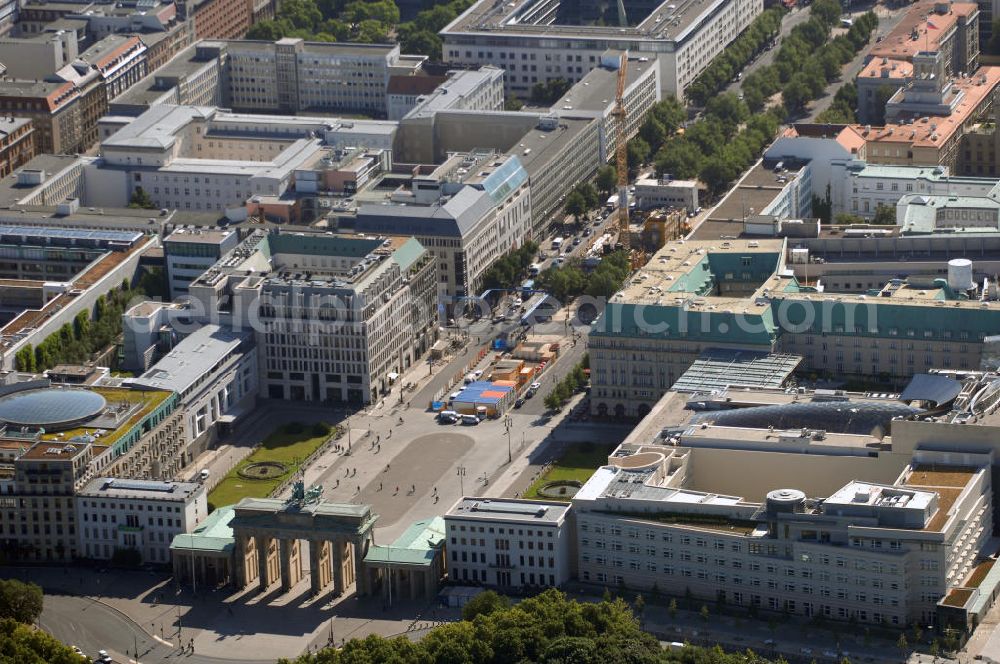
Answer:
[127,324,257,452]
[163,227,239,298]
[186,230,437,404]
[225,39,421,117]
[633,176,698,212]
[0,118,36,177]
[0,381,187,562]
[355,151,531,298]
[870,0,980,77]
[854,60,1000,174]
[444,498,572,589]
[588,237,1000,417]
[440,0,763,100]
[76,477,207,564]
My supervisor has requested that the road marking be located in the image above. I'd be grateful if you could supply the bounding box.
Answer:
[152,634,174,647]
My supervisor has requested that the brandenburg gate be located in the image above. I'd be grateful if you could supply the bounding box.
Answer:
[230,484,378,596]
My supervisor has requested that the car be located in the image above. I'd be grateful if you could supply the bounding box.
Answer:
[593,218,602,226]
[71,646,83,655]
[460,414,481,425]
[763,639,776,646]
[530,382,542,390]
[514,398,525,408]
[583,228,592,236]
[572,237,582,245]
[464,374,475,384]
[439,414,458,424]
[553,257,565,266]
[799,648,812,655]
[525,389,535,399]
[822,651,838,658]
[512,297,522,306]
[450,390,463,400]
[472,369,484,379]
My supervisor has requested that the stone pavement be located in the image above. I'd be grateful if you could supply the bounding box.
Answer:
[13,565,463,662]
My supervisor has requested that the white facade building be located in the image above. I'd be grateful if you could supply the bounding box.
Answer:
[444,498,573,589]
[356,152,532,298]
[441,0,762,99]
[127,324,258,452]
[163,227,239,298]
[76,477,207,564]
[834,161,1000,220]
[633,176,699,211]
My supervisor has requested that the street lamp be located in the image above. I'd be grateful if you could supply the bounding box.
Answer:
[457,466,466,496]
[504,416,512,464]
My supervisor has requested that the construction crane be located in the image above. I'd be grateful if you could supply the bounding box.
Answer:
[613,52,629,254]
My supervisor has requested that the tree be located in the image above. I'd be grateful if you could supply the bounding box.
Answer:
[400,28,442,60]
[699,604,710,622]
[0,619,85,664]
[128,186,156,210]
[505,95,524,111]
[564,191,587,221]
[595,165,617,196]
[626,137,649,176]
[990,18,1000,55]
[705,93,750,130]
[461,590,510,620]
[0,579,43,624]
[544,391,562,411]
[575,182,599,210]
[897,633,909,654]
[633,594,645,627]
[668,598,678,619]
[872,84,895,125]
[872,204,896,225]
[782,77,812,113]
[929,640,940,657]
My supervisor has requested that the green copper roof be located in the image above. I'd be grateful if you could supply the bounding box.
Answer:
[391,237,427,273]
[592,302,779,346]
[363,516,445,567]
[170,505,235,553]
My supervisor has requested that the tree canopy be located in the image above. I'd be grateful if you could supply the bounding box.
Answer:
[279,589,786,664]
[0,620,85,664]
[0,580,42,625]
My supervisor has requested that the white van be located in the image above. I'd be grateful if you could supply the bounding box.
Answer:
[460,414,481,425]
[199,468,210,480]
[529,263,542,276]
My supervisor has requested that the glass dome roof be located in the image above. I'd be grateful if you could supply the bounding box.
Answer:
[0,389,106,430]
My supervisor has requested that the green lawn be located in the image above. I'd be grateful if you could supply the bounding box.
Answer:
[207,423,335,511]
[523,443,617,501]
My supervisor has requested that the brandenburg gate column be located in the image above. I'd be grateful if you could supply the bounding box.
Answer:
[279,538,304,592]
[353,534,370,596]
[257,534,271,593]
[310,539,332,595]
[332,540,345,594]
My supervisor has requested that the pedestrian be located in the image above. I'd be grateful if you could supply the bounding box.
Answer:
[345,467,349,477]
[352,468,357,477]
[378,482,382,491]
[335,479,339,488]
[385,463,390,472]
[357,485,360,493]
[395,485,399,494]
[411,484,415,493]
